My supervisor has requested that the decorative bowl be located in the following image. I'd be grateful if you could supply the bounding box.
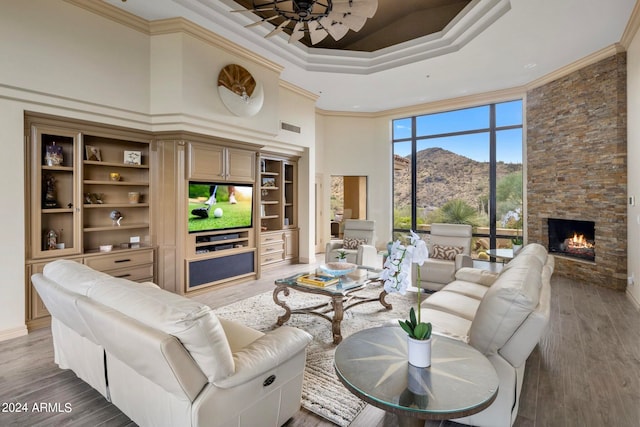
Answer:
[320,262,357,277]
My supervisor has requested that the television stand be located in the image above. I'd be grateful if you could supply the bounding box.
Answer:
[186,229,256,291]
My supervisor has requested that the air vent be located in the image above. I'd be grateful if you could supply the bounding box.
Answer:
[281,122,301,134]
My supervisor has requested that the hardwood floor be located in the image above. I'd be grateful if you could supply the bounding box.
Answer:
[1,263,639,426]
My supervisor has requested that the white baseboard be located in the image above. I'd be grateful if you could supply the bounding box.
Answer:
[0,325,28,342]
[626,290,640,311]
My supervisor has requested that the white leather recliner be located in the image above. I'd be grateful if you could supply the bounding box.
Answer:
[415,223,474,291]
[325,219,379,268]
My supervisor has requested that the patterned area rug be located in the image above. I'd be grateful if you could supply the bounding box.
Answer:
[211,284,415,426]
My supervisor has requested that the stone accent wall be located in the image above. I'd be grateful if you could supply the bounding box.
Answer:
[527,52,627,290]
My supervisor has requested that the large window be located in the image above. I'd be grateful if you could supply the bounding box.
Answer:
[392,100,523,258]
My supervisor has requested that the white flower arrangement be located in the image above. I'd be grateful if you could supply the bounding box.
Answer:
[381,230,432,340]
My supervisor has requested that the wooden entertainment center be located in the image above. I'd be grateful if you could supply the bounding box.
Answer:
[24,114,300,328]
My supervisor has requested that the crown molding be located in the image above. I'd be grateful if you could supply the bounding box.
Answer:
[279,81,319,102]
[525,44,623,92]
[620,0,640,49]
[149,18,283,74]
[64,0,150,33]
[316,86,526,119]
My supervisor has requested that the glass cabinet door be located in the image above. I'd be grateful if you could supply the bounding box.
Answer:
[29,125,81,258]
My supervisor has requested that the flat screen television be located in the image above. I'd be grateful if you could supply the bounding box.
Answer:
[188,182,253,233]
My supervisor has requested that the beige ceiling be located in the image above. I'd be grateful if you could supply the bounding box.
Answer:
[232,0,472,51]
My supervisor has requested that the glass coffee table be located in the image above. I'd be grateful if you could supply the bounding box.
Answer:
[334,326,499,427]
[273,267,390,344]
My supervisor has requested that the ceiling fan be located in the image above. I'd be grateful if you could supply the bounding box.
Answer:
[232,0,378,45]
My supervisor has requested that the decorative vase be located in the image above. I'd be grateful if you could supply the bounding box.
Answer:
[407,336,431,367]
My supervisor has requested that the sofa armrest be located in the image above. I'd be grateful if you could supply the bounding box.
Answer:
[213,326,312,389]
[325,241,345,262]
[454,267,499,286]
[455,254,474,270]
[357,244,379,268]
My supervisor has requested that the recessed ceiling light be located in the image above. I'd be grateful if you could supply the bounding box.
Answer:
[524,63,537,69]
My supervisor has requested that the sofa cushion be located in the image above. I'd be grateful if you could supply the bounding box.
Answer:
[421,308,472,342]
[421,290,481,321]
[343,237,366,250]
[87,277,235,383]
[469,260,543,356]
[441,280,490,300]
[43,259,113,295]
[431,244,463,260]
[454,267,499,287]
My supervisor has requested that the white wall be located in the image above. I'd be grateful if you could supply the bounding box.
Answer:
[627,27,640,308]
[316,113,393,249]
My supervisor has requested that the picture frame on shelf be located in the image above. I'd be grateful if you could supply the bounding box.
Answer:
[124,150,142,165]
[85,145,102,161]
[262,177,276,188]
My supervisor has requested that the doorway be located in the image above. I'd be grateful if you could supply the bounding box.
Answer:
[330,175,368,238]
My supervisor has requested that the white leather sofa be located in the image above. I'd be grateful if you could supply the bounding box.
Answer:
[420,243,554,427]
[31,260,312,427]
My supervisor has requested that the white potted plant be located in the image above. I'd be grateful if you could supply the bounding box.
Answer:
[336,250,347,263]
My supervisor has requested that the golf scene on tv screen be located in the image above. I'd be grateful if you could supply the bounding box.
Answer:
[188,182,253,233]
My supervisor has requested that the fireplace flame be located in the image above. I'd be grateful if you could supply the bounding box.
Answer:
[565,233,594,250]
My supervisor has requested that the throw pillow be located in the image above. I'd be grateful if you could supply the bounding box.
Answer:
[343,237,366,250]
[431,244,464,260]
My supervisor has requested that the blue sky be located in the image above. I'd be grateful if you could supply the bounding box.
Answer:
[393,100,523,164]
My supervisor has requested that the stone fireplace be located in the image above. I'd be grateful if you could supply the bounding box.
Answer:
[526,52,627,291]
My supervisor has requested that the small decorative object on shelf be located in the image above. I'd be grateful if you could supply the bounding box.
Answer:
[43,174,59,208]
[128,192,141,204]
[381,230,433,367]
[109,172,121,181]
[44,142,63,166]
[85,193,104,204]
[46,229,58,250]
[260,159,266,173]
[85,145,101,161]
[124,150,141,165]
[262,177,276,188]
[110,210,123,226]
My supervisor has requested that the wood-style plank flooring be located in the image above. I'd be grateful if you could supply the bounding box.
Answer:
[1,263,639,426]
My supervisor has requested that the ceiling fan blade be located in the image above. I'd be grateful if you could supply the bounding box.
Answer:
[289,21,305,43]
[332,0,378,18]
[245,15,278,28]
[319,17,349,41]
[336,14,367,31]
[265,19,291,38]
[307,20,329,45]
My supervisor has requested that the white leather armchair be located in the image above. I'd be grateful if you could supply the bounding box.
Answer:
[325,219,379,268]
[415,223,474,291]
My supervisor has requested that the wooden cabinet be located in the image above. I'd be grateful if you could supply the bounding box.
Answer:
[259,155,298,269]
[25,113,155,329]
[188,142,255,183]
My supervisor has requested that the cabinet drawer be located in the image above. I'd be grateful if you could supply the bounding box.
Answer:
[260,232,284,245]
[261,252,285,265]
[260,241,285,256]
[85,249,153,272]
[108,264,154,282]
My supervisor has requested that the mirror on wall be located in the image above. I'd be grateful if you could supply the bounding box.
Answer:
[330,175,368,238]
